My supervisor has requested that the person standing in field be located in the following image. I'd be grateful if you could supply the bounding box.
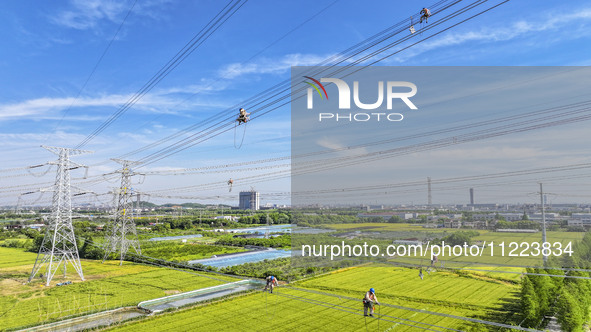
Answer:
[264,275,278,293]
[363,288,380,317]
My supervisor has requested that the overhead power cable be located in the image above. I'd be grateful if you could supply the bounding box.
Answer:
[118,0,344,155]
[138,0,510,166]
[113,0,474,165]
[49,0,139,139]
[75,0,249,148]
[141,99,591,195]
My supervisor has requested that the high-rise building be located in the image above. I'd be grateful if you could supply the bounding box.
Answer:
[239,191,259,210]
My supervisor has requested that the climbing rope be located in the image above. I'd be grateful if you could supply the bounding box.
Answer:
[233,121,247,149]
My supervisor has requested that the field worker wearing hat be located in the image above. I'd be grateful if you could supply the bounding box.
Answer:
[363,288,380,317]
[264,275,278,293]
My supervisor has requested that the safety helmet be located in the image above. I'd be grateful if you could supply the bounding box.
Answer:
[370,288,375,293]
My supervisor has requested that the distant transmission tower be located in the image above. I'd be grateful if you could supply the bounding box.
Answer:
[103,159,141,265]
[28,146,91,286]
[539,183,547,265]
[427,177,432,206]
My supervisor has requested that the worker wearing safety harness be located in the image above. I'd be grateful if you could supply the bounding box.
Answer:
[363,288,380,317]
[264,275,278,293]
[420,7,431,23]
[236,107,250,125]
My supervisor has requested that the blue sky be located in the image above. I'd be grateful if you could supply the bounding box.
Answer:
[2,0,591,206]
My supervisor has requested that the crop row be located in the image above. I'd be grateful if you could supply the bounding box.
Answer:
[107,264,519,331]
[0,247,236,331]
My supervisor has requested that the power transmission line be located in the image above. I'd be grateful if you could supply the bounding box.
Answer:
[28,146,92,286]
[75,0,249,148]
[48,0,139,140]
[102,159,142,265]
[120,0,344,148]
[109,0,470,165]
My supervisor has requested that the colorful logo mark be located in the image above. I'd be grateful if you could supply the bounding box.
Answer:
[303,76,328,100]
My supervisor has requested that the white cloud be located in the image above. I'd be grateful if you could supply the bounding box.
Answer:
[0,85,230,122]
[0,95,125,120]
[51,0,172,31]
[218,53,333,79]
[0,131,98,153]
[0,131,85,142]
[117,132,154,144]
[315,137,368,157]
[52,0,130,30]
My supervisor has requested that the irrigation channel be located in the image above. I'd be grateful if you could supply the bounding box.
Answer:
[16,280,264,332]
[147,224,333,242]
[189,248,292,268]
[148,225,332,268]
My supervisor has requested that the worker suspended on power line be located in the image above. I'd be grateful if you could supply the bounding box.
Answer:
[363,288,380,317]
[236,108,250,125]
[420,7,431,23]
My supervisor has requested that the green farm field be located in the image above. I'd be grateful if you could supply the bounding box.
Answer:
[0,247,238,331]
[106,265,520,331]
[320,224,584,268]
[380,230,584,281]
[139,241,246,262]
[324,223,462,232]
[440,231,584,268]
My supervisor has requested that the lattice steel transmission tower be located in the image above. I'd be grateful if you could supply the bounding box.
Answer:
[28,146,91,286]
[427,177,432,206]
[103,159,141,265]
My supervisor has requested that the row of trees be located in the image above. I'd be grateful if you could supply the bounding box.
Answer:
[215,234,291,248]
[216,257,358,282]
[135,211,291,230]
[433,230,480,246]
[294,213,359,225]
[520,231,591,331]
[236,211,290,225]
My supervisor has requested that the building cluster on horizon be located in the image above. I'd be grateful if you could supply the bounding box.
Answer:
[355,209,591,230]
[239,191,260,211]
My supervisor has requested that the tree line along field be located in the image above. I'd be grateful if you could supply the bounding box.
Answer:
[139,241,247,262]
[0,247,238,331]
[323,223,586,241]
[106,265,520,331]
[323,223,464,232]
